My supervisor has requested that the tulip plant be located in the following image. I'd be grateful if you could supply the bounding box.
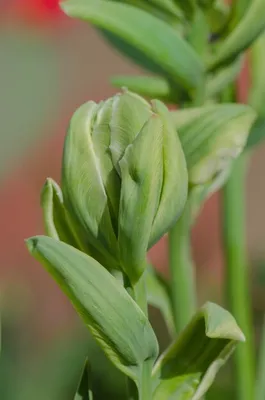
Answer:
[27,0,265,399]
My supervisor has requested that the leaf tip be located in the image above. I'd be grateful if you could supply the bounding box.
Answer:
[203,302,246,342]
[25,236,38,253]
[25,236,43,256]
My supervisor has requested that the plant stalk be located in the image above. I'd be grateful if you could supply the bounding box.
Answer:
[134,273,152,399]
[133,272,148,315]
[222,154,255,400]
[126,271,152,400]
[256,315,265,400]
[168,201,196,334]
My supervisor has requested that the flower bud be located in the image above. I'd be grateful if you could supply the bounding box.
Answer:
[62,90,188,284]
[171,103,256,221]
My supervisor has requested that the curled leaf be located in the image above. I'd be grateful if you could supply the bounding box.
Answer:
[152,302,245,399]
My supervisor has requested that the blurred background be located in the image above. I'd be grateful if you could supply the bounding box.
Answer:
[1,1,265,399]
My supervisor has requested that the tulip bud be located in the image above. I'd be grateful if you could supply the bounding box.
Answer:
[170,103,256,221]
[62,90,188,284]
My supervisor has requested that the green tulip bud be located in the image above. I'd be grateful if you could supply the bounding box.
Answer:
[171,103,256,222]
[62,90,188,284]
[171,104,256,186]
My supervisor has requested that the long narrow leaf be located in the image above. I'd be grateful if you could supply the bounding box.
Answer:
[61,0,204,90]
[111,75,179,103]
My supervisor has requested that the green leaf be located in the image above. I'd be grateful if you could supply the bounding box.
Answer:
[204,0,230,34]
[41,178,79,246]
[109,0,183,21]
[146,266,175,337]
[208,0,265,70]
[256,315,265,400]
[248,32,265,116]
[226,0,250,31]
[152,302,245,399]
[74,360,93,400]
[61,0,204,90]
[245,117,265,150]
[143,0,183,19]
[41,178,110,265]
[171,104,256,185]
[26,236,159,384]
[197,0,215,9]
[186,8,209,57]
[206,56,243,99]
[111,75,180,103]
[175,0,196,19]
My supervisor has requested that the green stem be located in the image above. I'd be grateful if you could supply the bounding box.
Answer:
[138,361,153,400]
[133,272,148,315]
[168,202,196,334]
[134,273,152,400]
[167,72,205,337]
[256,315,265,400]
[125,271,152,400]
[222,154,255,400]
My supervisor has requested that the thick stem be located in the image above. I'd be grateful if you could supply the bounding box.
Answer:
[256,315,265,400]
[125,271,152,400]
[168,202,196,334]
[134,273,152,400]
[133,273,148,315]
[138,361,153,400]
[222,155,255,400]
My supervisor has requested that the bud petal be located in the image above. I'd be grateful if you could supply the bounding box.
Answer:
[118,115,164,283]
[61,91,188,283]
[109,91,152,172]
[62,101,119,269]
[149,100,188,246]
